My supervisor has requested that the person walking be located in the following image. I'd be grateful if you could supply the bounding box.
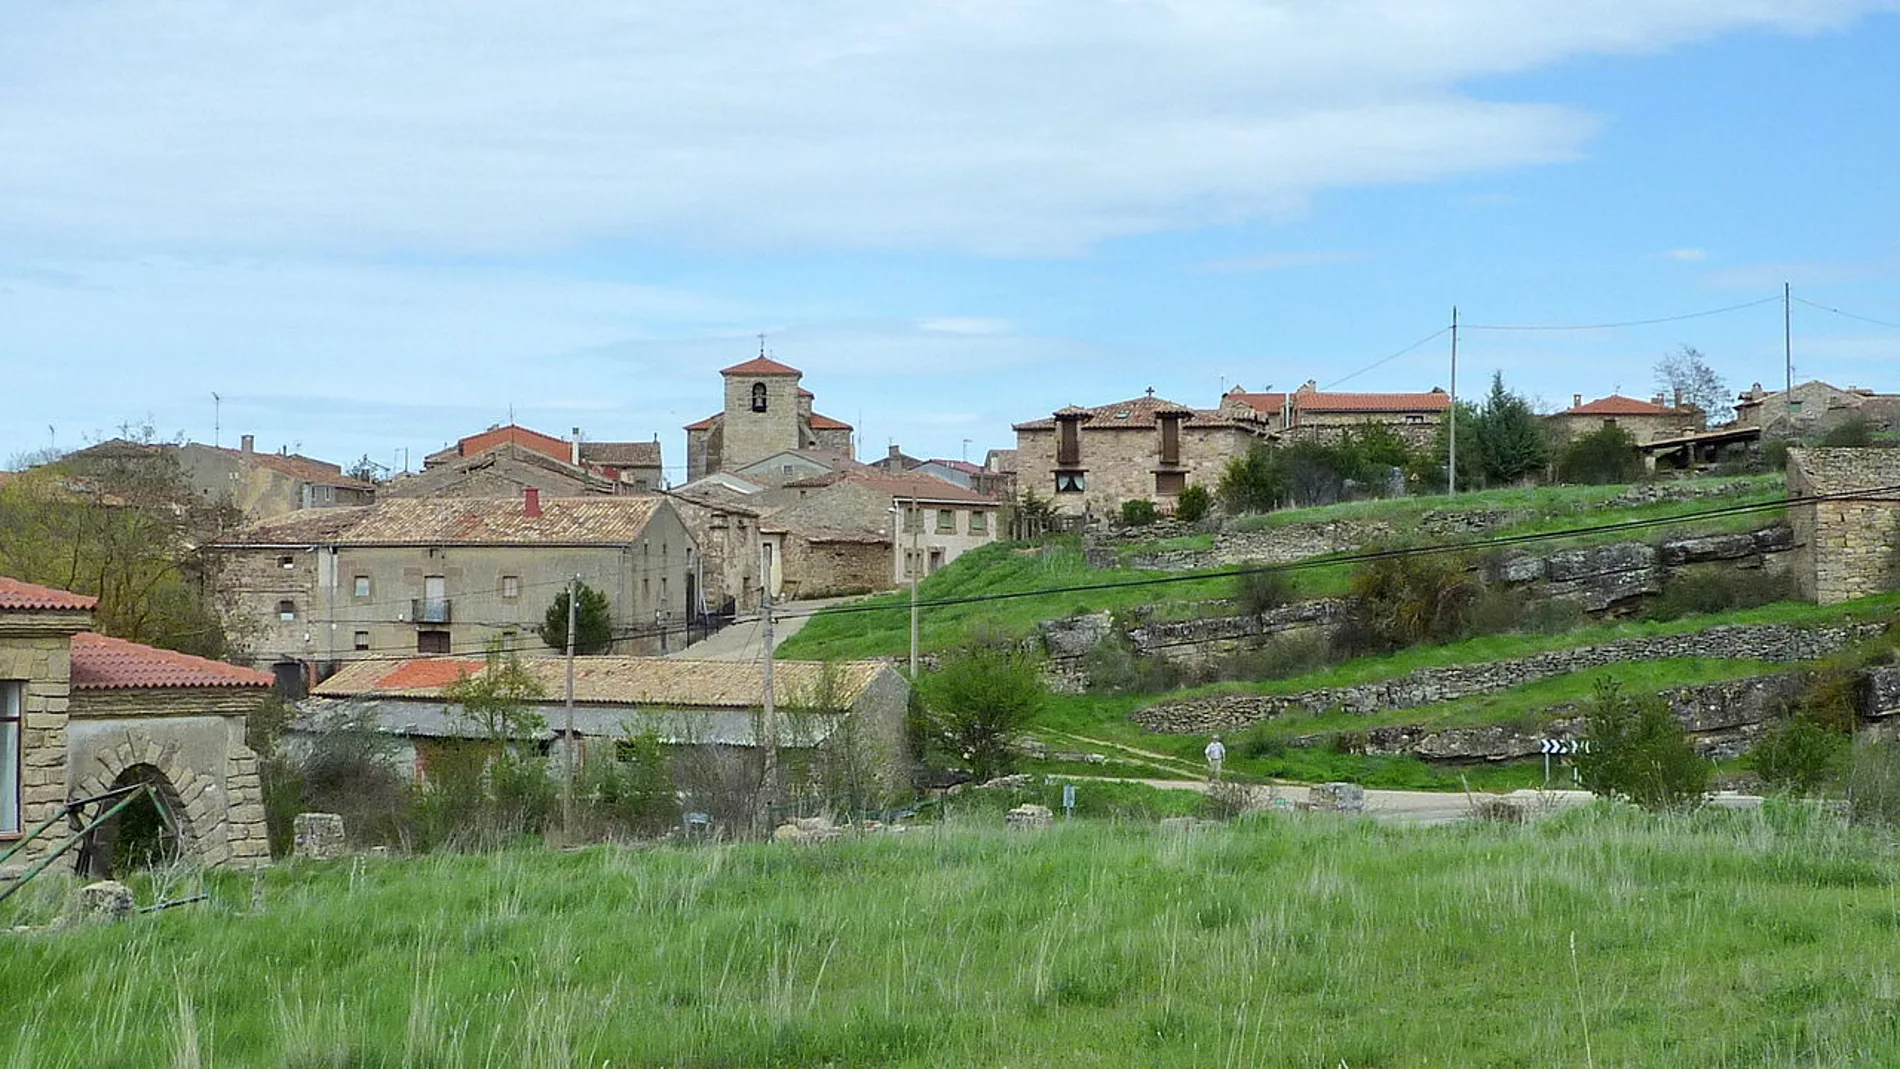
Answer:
[1204,735,1226,782]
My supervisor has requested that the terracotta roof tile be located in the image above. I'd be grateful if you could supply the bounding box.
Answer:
[843,471,998,504]
[1226,389,1451,416]
[808,411,853,431]
[0,576,98,611]
[1560,394,1679,416]
[720,356,802,376]
[579,441,661,467]
[375,659,488,691]
[233,496,667,546]
[315,656,890,708]
[684,413,722,432]
[1013,395,1267,432]
[70,632,272,690]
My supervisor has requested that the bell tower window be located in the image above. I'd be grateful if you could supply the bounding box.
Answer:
[751,382,768,412]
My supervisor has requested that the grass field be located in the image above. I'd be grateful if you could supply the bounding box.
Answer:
[5,803,1899,1067]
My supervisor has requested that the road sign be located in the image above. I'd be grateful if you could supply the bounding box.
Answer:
[1062,783,1076,817]
[1540,739,1589,755]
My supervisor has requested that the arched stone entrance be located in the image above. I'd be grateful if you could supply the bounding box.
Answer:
[71,729,224,872]
[80,762,197,878]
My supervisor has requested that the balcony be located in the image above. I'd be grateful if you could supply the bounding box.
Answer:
[411,598,452,624]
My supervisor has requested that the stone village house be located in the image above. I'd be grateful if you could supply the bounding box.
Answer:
[684,356,855,483]
[297,654,912,812]
[67,436,375,520]
[395,423,664,498]
[1217,381,1452,447]
[1787,447,1900,605]
[1736,381,1900,440]
[1,577,271,879]
[216,492,695,692]
[758,471,1002,597]
[1545,393,1706,447]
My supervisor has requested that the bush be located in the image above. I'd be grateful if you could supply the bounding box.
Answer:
[920,639,1049,781]
[1748,713,1850,796]
[1556,424,1644,485]
[1234,568,1293,615]
[1845,741,1900,828]
[1218,632,1332,683]
[1082,634,1183,695]
[1573,679,1709,810]
[1642,565,1793,622]
[1119,499,1159,526]
[1174,484,1211,523]
[1335,552,1479,655]
[1231,723,1288,760]
[1819,418,1876,448]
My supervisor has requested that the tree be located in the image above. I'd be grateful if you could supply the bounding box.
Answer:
[919,639,1047,781]
[1556,424,1644,485]
[1473,372,1549,485]
[432,642,554,842]
[540,582,614,654]
[1419,401,1482,492]
[1655,345,1730,424]
[1174,484,1212,523]
[345,454,383,484]
[1573,679,1709,810]
[1216,442,1286,514]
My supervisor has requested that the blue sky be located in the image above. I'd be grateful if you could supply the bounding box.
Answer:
[2,2,1896,480]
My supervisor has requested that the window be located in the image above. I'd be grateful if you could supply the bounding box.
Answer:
[936,509,955,533]
[353,575,370,598]
[783,465,795,475]
[904,507,924,534]
[970,510,988,533]
[1057,419,1081,465]
[1055,472,1085,493]
[353,631,370,651]
[279,555,295,569]
[1159,414,1181,465]
[501,575,520,599]
[904,549,923,577]
[2,682,20,835]
[928,548,945,573]
[277,599,297,621]
[418,630,451,654]
[751,382,768,412]
[1155,471,1186,496]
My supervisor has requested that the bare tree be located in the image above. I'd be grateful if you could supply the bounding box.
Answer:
[1655,346,1732,424]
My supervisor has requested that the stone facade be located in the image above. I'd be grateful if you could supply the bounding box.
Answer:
[1546,393,1705,447]
[684,356,856,482]
[761,472,1001,591]
[666,491,765,616]
[1736,380,1900,439]
[1014,394,1271,517]
[1788,448,1900,605]
[1219,382,1451,448]
[382,442,619,501]
[0,609,86,875]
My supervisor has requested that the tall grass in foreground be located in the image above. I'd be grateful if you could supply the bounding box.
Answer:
[4,804,1899,1067]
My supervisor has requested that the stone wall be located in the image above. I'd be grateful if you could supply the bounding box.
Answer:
[0,619,81,876]
[1015,424,1256,518]
[780,535,889,599]
[1788,448,1900,605]
[720,371,804,472]
[1133,620,1887,734]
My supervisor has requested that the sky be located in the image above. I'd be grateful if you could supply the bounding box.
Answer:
[3,1,1898,481]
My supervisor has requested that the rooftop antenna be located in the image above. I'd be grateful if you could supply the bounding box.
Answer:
[758,332,767,358]
[508,403,516,425]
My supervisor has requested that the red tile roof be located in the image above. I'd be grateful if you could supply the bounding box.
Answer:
[454,424,574,464]
[1560,394,1678,416]
[1013,395,1265,432]
[808,412,854,431]
[374,658,487,690]
[241,450,373,491]
[0,576,97,611]
[684,413,721,432]
[720,356,802,376]
[70,632,272,690]
[1227,389,1451,415]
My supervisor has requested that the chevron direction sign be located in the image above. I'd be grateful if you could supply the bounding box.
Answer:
[1540,739,1590,755]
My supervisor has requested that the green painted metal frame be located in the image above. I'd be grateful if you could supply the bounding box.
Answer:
[0,784,160,907]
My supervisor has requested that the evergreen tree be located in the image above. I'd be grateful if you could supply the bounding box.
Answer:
[1474,372,1549,484]
[541,582,615,654]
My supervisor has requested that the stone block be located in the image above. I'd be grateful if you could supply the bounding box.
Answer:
[67,881,134,924]
[1309,782,1365,813]
[1005,804,1054,830]
[292,812,348,860]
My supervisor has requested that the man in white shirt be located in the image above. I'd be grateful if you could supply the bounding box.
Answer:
[1204,735,1226,782]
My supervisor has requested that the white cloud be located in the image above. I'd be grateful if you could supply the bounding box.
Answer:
[1200,251,1369,273]
[0,1,1885,258]
[1664,248,1710,262]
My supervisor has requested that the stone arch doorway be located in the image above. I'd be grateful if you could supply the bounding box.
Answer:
[82,763,197,879]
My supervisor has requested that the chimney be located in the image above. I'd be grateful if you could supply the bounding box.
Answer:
[571,426,582,467]
[888,443,902,467]
[1652,392,1666,407]
[240,434,254,454]
[1673,387,1683,409]
[1572,393,1582,409]
[523,487,541,517]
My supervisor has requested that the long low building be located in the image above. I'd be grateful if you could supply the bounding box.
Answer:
[296,654,911,821]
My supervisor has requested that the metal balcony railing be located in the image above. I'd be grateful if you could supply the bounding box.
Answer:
[412,597,452,624]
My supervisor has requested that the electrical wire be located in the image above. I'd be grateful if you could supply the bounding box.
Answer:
[1462,295,1782,332]
[1791,296,1900,331]
[1321,327,1452,390]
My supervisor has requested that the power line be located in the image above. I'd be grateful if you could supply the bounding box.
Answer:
[1791,296,1900,331]
[1321,327,1452,390]
[1462,295,1782,332]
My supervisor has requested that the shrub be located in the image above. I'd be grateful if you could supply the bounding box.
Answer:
[541,581,615,654]
[1232,723,1288,760]
[1845,741,1900,828]
[577,734,678,839]
[1235,568,1293,615]
[1082,634,1182,695]
[1556,424,1644,485]
[1819,418,1876,448]
[1335,551,1479,655]
[1119,499,1159,526]
[1196,781,1253,821]
[1748,713,1850,796]
[1642,565,1794,622]
[1174,484,1211,523]
[920,639,1049,781]
[1219,632,1332,683]
[1574,679,1709,810]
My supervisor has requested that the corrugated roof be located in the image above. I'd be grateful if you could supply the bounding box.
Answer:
[314,656,891,708]
[0,576,98,611]
[70,632,272,690]
[720,356,802,376]
[233,496,666,546]
[1560,394,1680,417]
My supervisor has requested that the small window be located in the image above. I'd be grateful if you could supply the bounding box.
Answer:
[1155,471,1186,496]
[279,555,295,569]
[353,575,370,598]
[783,465,795,475]
[751,382,768,412]
[970,510,988,533]
[501,575,520,599]
[353,631,370,651]
[2,681,22,835]
[904,507,924,533]
[418,630,451,654]
[1055,472,1086,493]
[937,509,955,532]
[277,599,296,621]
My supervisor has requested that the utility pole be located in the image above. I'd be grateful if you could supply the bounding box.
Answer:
[212,392,220,449]
[1784,281,1794,401]
[1448,306,1460,495]
[908,497,921,680]
[562,574,578,840]
[759,543,779,830]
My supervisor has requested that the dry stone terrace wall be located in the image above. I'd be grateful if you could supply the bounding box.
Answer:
[1132,621,1888,735]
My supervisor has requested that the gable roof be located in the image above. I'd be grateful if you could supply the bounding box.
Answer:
[843,470,998,504]
[70,632,272,690]
[922,459,985,476]
[1014,395,1264,432]
[0,576,98,612]
[684,412,722,432]
[314,656,891,708]
[1559,394,1680,417]
[808,412,854,431]
[1227,388,1452,416]
[240,450,373,490]
[232,496,668,546]
[720,356,802,377]
[578,441,662,468]
[443,424,658,472]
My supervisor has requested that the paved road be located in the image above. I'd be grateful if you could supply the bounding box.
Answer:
[1063,777,1765,825]
[669,597,861,660]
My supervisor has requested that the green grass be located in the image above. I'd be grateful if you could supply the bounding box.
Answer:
[6,804,1900,1066]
